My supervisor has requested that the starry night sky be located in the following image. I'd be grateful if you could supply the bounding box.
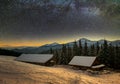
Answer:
[0,0,120,47]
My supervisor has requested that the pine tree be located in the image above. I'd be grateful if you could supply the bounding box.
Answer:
[60,44,67,64]
[50,48,53,54]
[54,50,60,64]
[107,43,115,67]
[78,40,82,56]
[73,41,79,56]
[99,40,109,65]
[90,44,95,56]
[67,44,73,63]
[83,41,89,56]
[96,41,100,55]
[114,45,120,69]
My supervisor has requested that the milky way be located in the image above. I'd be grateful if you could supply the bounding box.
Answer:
[0,1,120,46]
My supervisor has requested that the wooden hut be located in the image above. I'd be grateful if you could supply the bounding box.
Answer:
[69,56,104,70]
[15,54,55,66]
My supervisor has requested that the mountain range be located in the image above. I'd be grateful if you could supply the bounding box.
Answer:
[4,38,119,54]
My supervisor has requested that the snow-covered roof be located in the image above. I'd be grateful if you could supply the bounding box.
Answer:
[69,56,97,67]
[92,64,105,69]
[15,54,53,63]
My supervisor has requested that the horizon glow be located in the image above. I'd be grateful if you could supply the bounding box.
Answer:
[0,36,119,47]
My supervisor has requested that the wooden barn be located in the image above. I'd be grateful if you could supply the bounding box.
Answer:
[15,54,55,66]
[69,56,105,70]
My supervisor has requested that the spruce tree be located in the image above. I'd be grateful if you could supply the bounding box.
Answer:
[90,44,95,56]
[67,44,73,63]
[60,44,67,64]
[50,48,53,54]
[107,43,115,67]
[99,40,109,65]
[73,41,79,56]
[54,50,60,64]
[96,41,100,55]
[78,40,82,56]
[83,41,89,56]
[114,45,120,69]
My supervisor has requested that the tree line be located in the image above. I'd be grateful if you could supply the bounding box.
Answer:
[0,48,21,57]
[48,40,120,69]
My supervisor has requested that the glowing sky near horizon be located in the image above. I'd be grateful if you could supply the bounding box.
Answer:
[0,33,119,47]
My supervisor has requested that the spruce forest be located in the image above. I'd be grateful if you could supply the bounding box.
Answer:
[44,40,120,69]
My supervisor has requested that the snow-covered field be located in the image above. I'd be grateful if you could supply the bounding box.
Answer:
[0,56,120,84]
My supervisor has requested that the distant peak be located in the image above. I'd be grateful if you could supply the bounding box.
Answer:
[80,38,88,40]
[45,42,59,46]
[51,42,59,45]
[53,42,58,44]
[79,38,90,41]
